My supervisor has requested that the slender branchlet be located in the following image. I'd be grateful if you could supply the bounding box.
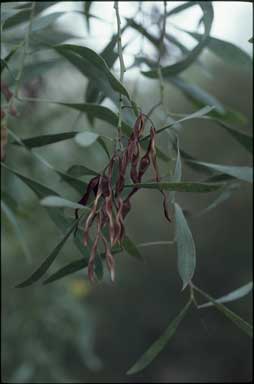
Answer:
[114,1,126,151]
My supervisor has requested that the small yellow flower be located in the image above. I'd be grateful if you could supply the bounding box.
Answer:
[68,279,91,298]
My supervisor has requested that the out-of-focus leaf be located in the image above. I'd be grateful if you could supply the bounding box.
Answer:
[12,132,78,148]
[187,31,253,70]
[40,196,90,210]
[66,164,99,177]
[56,171,87,195]
[54,44,130,100]
[125,18,161,49]
[249,37,253,44]
[75,131,99,147]
[124,181,223,193]
[31,12,64,33]
[16,218,79,288]
[43,257,89,285]
[1,162,68,231]
[198,282,253,308]
[122,235,143,261]
[193,285,253,337]
[84,1,93,32]
[141,2,214,78]
[55,102,132,136]
[1,200,31,262]
[166,1,199,17]
[194,182,240,217]
[127,300,192,375]
[1,43,22,74]
[208,119,253,154]
[168,76,225,114]
[3,2,58,29]
[187,161,253,183]
[175,203,196,290]
[141,106,215,141]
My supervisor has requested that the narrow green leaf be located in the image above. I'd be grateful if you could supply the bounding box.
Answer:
[209,119,253,154]
[16,218,78,288]
[124,181,223,193]
[141,106,215,142]
[187,32,253,70]
[168,76,225,114]
[1,43,21,74]
[31,12,64,33]
[175,203,196,290]
[193,285,253,337]
[166,1,199,17]
[66,164,99,177]
[1,200,31,262]
[198,282,253,308]
[1,162,68,231]
[84,1,92,32]
[187,161,253,183]
[12,132,78,148]
[125,18,161,49]
[127,300,192,375]
[122,235,143,261]
[56,170,87,195]
[3,2,58,29]
[141,2,214,78]
[43,257,88,285]
[40,196,90,210]
[54,44,130,100]
[55,102,132,137]
[194,182,240,217]
[75,131,99,147]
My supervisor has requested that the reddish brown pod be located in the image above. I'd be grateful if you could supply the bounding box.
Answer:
[75,111,171,282]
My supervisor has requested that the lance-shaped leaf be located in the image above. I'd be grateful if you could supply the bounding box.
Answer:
[54,44,130,100]
[66,164,99,177]
[194,182,240,217]
[31,12,65,33]
[141,2,214,78]
[208,119,253,154]
[1,200,31,262]
[193,284,253,337]
[43,257,89,285]
[83,1,92,32]
[54,102,132,136]
[1,162,68,231]
[166,1,199,17]
[1,43,22,74]
[141,106,215,142]
[185,31,253,71]
[122,235,143,261]
[168,76,225,114]
[16,218,79,288]
[3,2,58,29]
[12,131,78,148]
[175,203,196,290]
[40,196,90,210]
[198,281,253,308]
[56,170,87,195]
[127,300,192,375]
[186,161,253,183]
[124,181,223,193]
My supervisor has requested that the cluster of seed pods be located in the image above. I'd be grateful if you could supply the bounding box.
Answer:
[75,113,171,282]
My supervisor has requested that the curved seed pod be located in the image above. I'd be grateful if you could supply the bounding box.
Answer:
[130,143,140,183]
[122,197,132,219]
[149,127,160,182]
[75,175,100,221]
[88,212,102,282]
[83,177,103,246]
[101,234,115,282]
[105,192,115,246]
[138,153,150,182]
[113,197,124,245]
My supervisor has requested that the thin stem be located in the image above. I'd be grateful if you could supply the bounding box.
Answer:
[14,1,36,98]
[157,1,167,107]
[137,240,175,247]
[114,1,126,151]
